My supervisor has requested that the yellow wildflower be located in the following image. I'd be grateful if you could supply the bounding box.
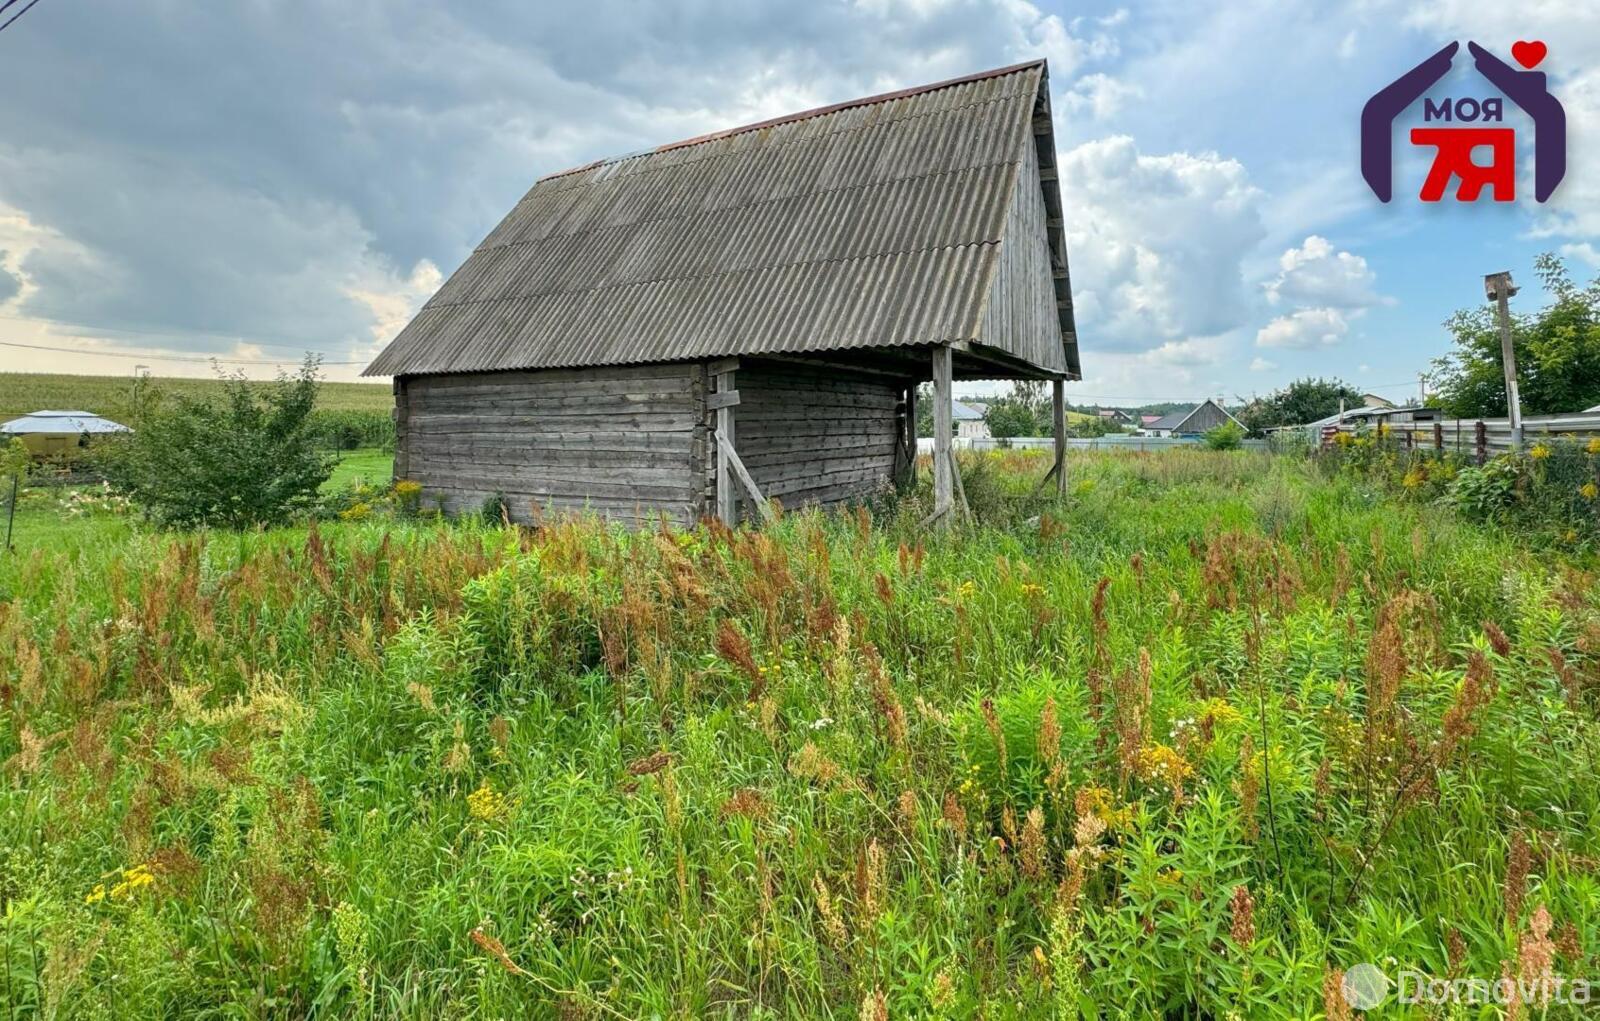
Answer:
[339,501,373,522]
[1076,784,1134,830]
[1019,583,1044,598]
[1588,437,1600,455]
[1530,443,1551,461]
[1196,697,1243,728]
[1401,466,1426,490]
[1581,482,1598,501]
[467,781,513,822]
[1136,743,1195,787]
[88,863,155,904]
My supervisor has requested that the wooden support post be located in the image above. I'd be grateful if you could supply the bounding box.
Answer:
[1475,420,1488,465]
[1027,462,1059,501]
[931,346,953,522]
[904,385,918,488]
[894,386,916,490]
[714,360,739,525]
[715,431,775,524]
[1052,378,1067,496]
[949,447,970,522]
[1433,422,1444,454]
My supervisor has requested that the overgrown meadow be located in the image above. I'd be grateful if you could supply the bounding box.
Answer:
[2,450,1598,1018]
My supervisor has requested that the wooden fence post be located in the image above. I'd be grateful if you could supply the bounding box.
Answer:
[1475,420,1487,465]
[1433,422,1443,454]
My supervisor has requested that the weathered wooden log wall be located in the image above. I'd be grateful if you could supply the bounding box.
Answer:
[396,362,706,525]
[728,359,903,516]
[975,131,1069,375]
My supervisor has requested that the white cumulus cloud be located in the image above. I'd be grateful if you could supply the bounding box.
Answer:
[1264,235,1384,309]
[1058,135,1265,353]
[1060,73,1143,120]
[1256,307,1351,349]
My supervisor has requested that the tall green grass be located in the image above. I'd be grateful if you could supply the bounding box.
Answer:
[1,450,1596,1018]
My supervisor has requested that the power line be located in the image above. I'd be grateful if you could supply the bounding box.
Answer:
[0,338,366,366]
[0,0,44,36]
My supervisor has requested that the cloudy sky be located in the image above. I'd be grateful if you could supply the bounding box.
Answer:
[0,0,1595,403]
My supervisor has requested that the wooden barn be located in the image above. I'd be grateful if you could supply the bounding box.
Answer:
[365,59,1081,525]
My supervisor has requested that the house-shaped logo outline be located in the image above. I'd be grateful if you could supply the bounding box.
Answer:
[1361,41,1566,203]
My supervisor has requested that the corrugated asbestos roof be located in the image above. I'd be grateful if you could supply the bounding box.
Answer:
[366,60,1076,378]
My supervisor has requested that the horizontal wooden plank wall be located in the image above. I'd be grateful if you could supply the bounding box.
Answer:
[399,363,701,525]
[732,359,902,515]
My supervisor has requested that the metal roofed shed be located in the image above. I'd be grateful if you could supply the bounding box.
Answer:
[2,410,131,458]
[366,59,1080,526]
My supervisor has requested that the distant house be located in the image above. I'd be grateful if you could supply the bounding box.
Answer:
[1095,408,1134,426]
[1,410,130,458]
[952,400,990,439]
[1141,399,1240,438]
[1140,414,1161,427]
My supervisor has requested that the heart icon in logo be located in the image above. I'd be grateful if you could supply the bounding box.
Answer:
[1511,40,1547,69]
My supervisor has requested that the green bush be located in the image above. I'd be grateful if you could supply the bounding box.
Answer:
[1444,456,1523,520]
[98,358,335,528]
[0,436,28,481]
[1203,420,1245,450]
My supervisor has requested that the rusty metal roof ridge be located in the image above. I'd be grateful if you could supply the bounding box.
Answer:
[536,59,1045,183]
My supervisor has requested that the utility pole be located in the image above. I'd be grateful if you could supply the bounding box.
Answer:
[1484,271,1522,449]
[132,364,149,422]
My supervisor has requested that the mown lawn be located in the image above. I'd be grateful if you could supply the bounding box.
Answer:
[325,448,394,492]
[1,450,1597,1019]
